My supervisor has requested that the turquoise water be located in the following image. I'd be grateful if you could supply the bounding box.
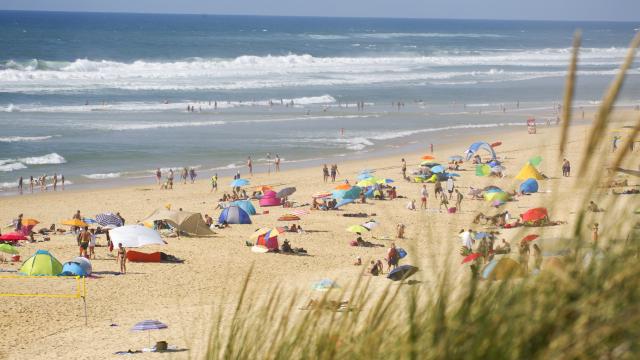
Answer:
[1,11,639,192]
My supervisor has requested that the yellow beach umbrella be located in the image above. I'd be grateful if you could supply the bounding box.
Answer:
[346,225,368,233]
[61,219,89,228]
[421,155,435,160]
[356,178,377,187]
[22,218,40,226]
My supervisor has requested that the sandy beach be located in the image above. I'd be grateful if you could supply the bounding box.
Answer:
[2,109,638,359]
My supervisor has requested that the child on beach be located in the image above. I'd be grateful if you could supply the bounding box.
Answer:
[88,229,96,259]
[420,185,428,209]
[455,189,464,211]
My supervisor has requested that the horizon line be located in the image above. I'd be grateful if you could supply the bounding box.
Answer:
[0,9,637,24]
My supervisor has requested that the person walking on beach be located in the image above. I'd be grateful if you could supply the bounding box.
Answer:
[420,185,428,209]
[439,194,450,212]
[61,174,65,190]
[455,189,464,211]
[387,243,399,272]
[181,167,188,184]
[18,176,23,195]
[446,177,455,199]
[330,164,339,182]
[78,226,90,258]
[116,243,127,274]
[210,174,218,192]
[322,164,329,183]
[247,156,253,176]
[53,173,58,191]
[434,180,443,200]
[401,158,407,179]
[275,154,281,172]
[155,168,162,184]
[562,159,571,177]
[189,168,197,183]
[168,169,174,189]
[266,152,272,174]
[29,176,34,193]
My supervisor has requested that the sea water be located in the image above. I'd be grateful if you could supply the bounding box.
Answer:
[1,11,639,192]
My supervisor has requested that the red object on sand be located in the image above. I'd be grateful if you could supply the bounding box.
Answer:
[126,251,162,262]
[522,234,539,243]
[490,141,502,148]
[462,253,481,264]
[521,208,548,222]
[0,233,28,241]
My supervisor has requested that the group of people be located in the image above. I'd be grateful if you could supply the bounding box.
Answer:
[17,174,65,195]
[247,153,281,176]
[322,164,340,182]
[413,182,463,212]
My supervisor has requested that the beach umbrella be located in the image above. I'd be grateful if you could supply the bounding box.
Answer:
[529,156,543,167]
[431,165,445,174]
[462,253,481,264]
[347,225,369,233]
[22,219,39,227]
[446,173,460,178]
[312,192,332,199]
[0,244,19,254]
[359,169,375,174]
[522,234,539,243]
[448,155,464,162]
[230,178,250,187]
[276,187,296,198]
[483,186,503,193]
[255,185,272,192]
[132,320,168,348]
[376,178,394,184]
[387,265,419,281]
[356,178,377,187]
[335,198,355,208]
[342,186,362,199]
[250,227,284,241]
[357,173,374,180]
[334,183,351,190]
[61,219,89,228]
[96,213,123,227]
[420,160,439,167]
[0,233,27,241]
[83,218,98,225]
[421,155,435,160]
[109,225,164,248]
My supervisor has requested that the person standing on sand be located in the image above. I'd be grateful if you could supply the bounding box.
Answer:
[78,226,90,258]
[247,156,253,176]
[330,164,338,182]
[446,177,455,199]
[455,189,464,211]
[387,243,399,272]
[420,185,428,209]
[322,164,329,183]
[189,168,197,183]
[60,174,65,190]
[155,168,162,184]
[266,152,272,174]
[401,158,407,179]
[562,159,571,177]
[439,194,449,212]
[592,223,599,247]
[210,174,218,192]
[117,243,127,274]
[53,173,58,191]
[434,180,443,200]
[18,176,23,195]
[168,169,174,189]
[182,167,188,184]
[29,176,34,193]
[275,154,281,172]
[519,242,530,273]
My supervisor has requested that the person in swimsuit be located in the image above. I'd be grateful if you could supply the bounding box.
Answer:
[155,168,162,184]
[79,226,90,258]
[210,174,218,192]
[322,164,329,182]
[117,243,127,274]
[247,157,253,176]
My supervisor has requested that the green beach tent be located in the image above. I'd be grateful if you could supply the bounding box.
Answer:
[19,250,63,276]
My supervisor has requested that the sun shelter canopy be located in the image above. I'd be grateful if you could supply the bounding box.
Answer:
[19,249,63,276]
[109,225,164,248]
[465,141,497,161]
[231,200,257,215]
[519,178,539,194]
[141,209,214,236]
[515,163,544,181]
[521,207,548,222]
[219,206,252,224]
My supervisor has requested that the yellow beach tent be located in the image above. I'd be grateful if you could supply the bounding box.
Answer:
[515,163,544,181]
[19,250,63,276]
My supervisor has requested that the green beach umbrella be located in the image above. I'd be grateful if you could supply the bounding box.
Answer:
[529,156,543,167]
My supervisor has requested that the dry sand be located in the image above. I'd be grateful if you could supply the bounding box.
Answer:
[0,116,638,359]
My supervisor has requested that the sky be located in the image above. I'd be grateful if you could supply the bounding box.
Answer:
[1,0,639,22]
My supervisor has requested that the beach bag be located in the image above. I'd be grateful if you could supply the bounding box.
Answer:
[397,248,407,259]
[448,207,457,214]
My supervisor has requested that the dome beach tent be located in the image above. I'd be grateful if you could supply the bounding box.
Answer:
[519,178,539,194]
[19,250,63,276]
[219,205,252,224]
[465,142,497,161]
[61,256,92,277]
[259,190,282,207]
[515,163,544,181]
[141,209,213,236]
[109,225,165,248]
[481,256,524,280]
[231,200,257,215]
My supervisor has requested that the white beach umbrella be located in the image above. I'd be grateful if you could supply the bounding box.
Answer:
[109,225,164,248]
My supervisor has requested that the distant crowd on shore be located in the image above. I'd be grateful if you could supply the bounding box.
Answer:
[16,173,65,195]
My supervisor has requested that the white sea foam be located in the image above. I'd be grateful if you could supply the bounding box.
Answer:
[83,172,122,180]
[0,181,18,189]
[0,135,56,142]
[0,162,27,172]
[89,120,226,131]
[0,48,632,93]
[19,153,66,165]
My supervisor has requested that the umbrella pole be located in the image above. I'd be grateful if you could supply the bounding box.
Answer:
[148,331,151,349]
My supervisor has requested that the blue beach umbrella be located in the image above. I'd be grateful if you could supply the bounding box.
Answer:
[230,178,249,187]
[82,218,98,225]
[445,173,460,178]
[431,165,445,174]
[132,320,168,348]
[357,173,374,180]
[335,198,355,208]
[96,213,123,227]
[448,155,464,162]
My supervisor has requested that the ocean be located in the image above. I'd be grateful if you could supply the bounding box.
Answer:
[1,11,639,193]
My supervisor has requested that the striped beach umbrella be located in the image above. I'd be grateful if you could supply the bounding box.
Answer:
[96,213,123,227]
[132,320,168,348]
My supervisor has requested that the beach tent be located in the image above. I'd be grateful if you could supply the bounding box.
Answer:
[109,225,164,248]
[484,191,510,202]
[483,186,503,193]
[481,256,524,280]
[19,250,63,276]
[387,265,419,281]
[465,141,497,161]
[333,186,362,200]
[219,206,252,224]
[62,256,92,276]
[259,190,281,207]
[231,200,257,215]
[521,207,548,222]
[519,178,539,194]
[475,164,491,176]
[142,209,213,236]
[515,163,544,181]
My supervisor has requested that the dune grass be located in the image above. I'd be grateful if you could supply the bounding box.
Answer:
[203,33,640,359]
